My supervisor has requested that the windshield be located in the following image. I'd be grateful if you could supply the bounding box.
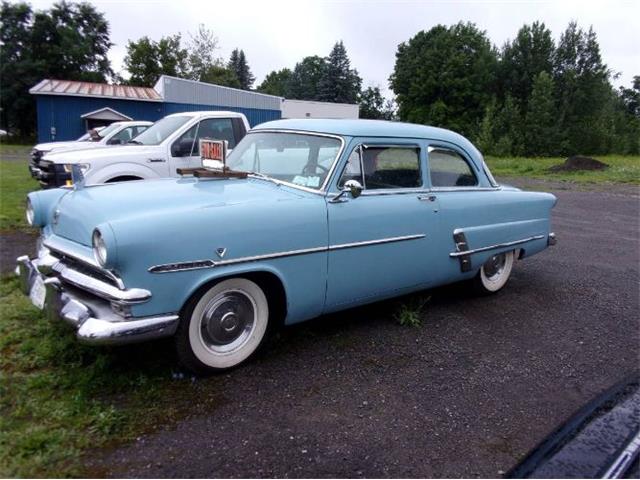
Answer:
[92,123,121,141]
[131,116,191,145]
[226,132,342,190]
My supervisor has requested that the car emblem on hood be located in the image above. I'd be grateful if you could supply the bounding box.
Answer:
[216,247,227,259]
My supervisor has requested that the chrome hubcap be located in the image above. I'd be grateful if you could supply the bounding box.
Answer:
[200,291,256,353]
[483,253,507,280]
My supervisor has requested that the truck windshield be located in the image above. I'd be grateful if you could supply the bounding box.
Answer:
[131,116,191,146]
[93,123,121,140]
[227,132,342,190]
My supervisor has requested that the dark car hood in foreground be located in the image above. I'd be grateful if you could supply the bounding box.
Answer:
[509,375,640,479]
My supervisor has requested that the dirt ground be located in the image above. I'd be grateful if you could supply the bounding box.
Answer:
[59,179,638,478]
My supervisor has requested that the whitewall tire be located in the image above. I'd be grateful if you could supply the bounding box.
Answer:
[474,250,515,294]
[176,278,269,373]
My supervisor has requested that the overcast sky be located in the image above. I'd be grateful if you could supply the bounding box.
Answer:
[30,0,640,96]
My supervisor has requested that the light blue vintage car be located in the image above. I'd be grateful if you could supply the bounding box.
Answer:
[17,119,557,373]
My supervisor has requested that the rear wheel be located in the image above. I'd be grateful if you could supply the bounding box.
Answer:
[473,250,515,294]
[176,278,269,374]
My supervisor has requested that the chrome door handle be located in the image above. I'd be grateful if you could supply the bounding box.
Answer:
[417,194,437,202]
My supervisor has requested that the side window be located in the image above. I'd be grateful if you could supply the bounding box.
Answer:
[428,147,478,187]
[172,118,237,157]
[109,127,134,144]
[133,125,148,137]
[363,146,421,189]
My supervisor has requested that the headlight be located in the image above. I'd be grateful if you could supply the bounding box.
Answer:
[26,198,35,226]
[62,163,90,174]
[92,229,108,266]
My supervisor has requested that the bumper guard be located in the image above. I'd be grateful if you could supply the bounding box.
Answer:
[16,255,179,346]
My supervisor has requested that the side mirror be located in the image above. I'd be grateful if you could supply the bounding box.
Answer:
[171,139,194,157]
[330,179,363,203]
[344,179,363,198]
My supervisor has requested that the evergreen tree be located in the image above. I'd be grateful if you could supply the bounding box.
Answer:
[288,56,326,100]
[499,22,555,110]
[553,22,611,154]
[493,95,524,156]
[317,41,362,104]
[227,48,255,90]
[524,72,557,156]
[200,65,240,88]
[257,68,293,96]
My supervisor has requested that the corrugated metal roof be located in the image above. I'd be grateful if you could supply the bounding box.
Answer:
[156,75,282,111]
[29,79,163,102]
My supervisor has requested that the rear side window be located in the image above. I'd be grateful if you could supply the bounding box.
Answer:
[339,146,421,190]
[428,147,477,187]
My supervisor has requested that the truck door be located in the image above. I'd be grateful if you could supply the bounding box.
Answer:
[169,118,241,174]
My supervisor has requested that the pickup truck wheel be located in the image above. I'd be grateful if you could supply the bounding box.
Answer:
[473,250,515,294]
[176,278,269,373]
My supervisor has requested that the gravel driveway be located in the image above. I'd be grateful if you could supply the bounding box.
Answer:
[5,179,640,478]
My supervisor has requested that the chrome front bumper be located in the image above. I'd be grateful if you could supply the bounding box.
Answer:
[16,255,179,346]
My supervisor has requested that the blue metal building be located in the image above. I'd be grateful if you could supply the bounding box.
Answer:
[30,76,283,142]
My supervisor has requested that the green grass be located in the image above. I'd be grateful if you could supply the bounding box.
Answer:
[0,145,38,232]
[0,275,199,477]
[486,154,640,184]
[394,296,430,327]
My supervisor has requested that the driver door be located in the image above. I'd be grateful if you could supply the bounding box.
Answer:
[169,118,237,171]
[325,140,440,310]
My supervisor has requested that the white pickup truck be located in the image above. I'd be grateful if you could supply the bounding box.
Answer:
[29,121,152,181]
[35,111,249,188]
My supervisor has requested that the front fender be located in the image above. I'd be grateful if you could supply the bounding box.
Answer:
[85,162,163,184]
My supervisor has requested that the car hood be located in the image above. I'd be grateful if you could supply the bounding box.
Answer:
[35,141,84,152]
[51,177,307,246]
[43,144,156,163]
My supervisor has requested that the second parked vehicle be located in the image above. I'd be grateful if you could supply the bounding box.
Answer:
[36,111,249,188]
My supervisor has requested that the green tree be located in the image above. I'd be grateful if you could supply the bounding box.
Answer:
[524,72,557,156]
[359,86,397,119]
[499,22,555,110]
[227,48,255,90]
[553,22,611,154]
[317,41,362,103]
[493,95,524,156]
[0,1,113,136]
[257,68,292,96]
[200,65,240,88]
[187,24,222,81]
[288,55,326,100]
[124,34,189,86]
[390,22,497,138]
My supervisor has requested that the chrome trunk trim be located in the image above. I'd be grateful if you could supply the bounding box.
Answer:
[449,234,546,258]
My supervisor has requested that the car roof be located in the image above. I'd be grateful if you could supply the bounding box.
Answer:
[253,119,482,157]
[165,111,245,119]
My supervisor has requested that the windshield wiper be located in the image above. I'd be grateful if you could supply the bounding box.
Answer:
[247,171,280,186]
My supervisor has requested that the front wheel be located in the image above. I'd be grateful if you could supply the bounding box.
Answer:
[176,278,269,374]
[473,250,515,294]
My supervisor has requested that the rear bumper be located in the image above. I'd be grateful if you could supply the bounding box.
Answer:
[16,254,178,346]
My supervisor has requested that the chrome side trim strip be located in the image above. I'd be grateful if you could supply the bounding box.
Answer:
[603,430,640,479]
[149,234,426,273]
[449,234,545,258]
[328,234,425,251]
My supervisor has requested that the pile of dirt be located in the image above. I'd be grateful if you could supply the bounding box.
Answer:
[549,155,609,172]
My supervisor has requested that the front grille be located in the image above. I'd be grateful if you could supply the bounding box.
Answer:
[36,161,71,189]
[49,250,122,289]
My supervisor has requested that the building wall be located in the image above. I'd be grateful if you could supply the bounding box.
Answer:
[35,95,281,142]
[281,99,360,119]
[35,96,162,142]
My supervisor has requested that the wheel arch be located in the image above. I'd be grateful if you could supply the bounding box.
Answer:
[181,266,289,329]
